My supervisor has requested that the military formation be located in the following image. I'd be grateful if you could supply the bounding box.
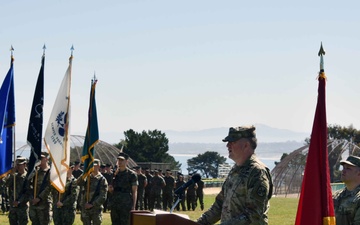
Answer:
[0,151,204,225]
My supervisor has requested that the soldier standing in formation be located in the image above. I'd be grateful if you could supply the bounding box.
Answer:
[78,159,108,225]
[162,169,175,211]
[134,166,147,210]
[29,152,53,225]
[108,152,138,225]
[186,174,198,211]
[5,156,29,225]
[101,163,113,213]
[143,168,153,210]
[72,161,83,213]
[1,177,9,214]
[175,174,186,211]
[196,179,205,210]
[51,163,79,225]
[149,170,165,210]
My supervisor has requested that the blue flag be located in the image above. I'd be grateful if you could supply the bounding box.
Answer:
[27,54,44,179]
[0,61,15,178]
[81,79,99,179]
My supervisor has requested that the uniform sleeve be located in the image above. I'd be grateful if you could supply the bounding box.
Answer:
[353,206,360,225]
[131,173,138,186]
[197,189,224,225]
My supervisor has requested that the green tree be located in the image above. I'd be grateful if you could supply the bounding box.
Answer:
[187,151,227,178]
[114,129,181,170]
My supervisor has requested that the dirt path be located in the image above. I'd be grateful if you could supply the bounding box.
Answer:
[204,187,221,195]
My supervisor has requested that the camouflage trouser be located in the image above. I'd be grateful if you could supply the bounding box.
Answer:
[196,193,204,210]
[149,192,162,210]
[81,206,103,225]
[162,191,174,211]
[110,193,132,225]
[29,202,52,225]
[186,194,197,211]
[8,205,28,225]
[136,189,145,210]
[144,190,151,210]
[175,196,186,211]
[53,206,76,225]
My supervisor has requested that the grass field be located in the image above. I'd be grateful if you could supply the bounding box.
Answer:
[0,195,298,225]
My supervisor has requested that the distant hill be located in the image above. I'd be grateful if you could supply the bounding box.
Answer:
[165,124,309,143]
[169,141,304,162]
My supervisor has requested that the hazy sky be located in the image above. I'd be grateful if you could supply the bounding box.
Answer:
[0,1,359,144]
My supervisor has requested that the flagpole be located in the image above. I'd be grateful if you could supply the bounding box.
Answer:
[61,47,72,192]
[10,46,16,203]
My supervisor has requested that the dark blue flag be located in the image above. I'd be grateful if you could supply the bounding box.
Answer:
[27,54,44,178]
[0,61,15,178]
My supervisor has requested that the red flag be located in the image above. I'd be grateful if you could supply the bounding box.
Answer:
[295,44,335,225]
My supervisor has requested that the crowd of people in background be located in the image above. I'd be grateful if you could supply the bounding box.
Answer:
[0,151,205,225]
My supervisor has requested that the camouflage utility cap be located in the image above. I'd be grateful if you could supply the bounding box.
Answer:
[340,155,360,167]
[222,126,256,142]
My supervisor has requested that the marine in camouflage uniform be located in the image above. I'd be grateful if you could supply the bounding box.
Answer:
[72,161,83,212]
[1,176,10,213]
[28,152,53,225]
[333,155,360,225]
[77,159,108,225]
[175,175,186,211]
[197,126,273,225]
[109,153,138,225]
[101,164,113,212]
[162,169,175,211]
[196,179,205,210]
[149,170,165,211]
[5,157,29,225]
[134,166,147,210]
[143,168,153,210]
[51,165,79,225]
[186,175,198,211]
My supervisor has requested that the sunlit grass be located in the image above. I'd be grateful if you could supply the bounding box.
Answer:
[0,194,298,225]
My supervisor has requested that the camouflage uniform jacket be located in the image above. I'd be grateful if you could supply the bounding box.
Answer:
[150,176,165,195]
[78,173,108,208]
[137,173,147,191]
[333,185,360,225]
[5,171,29,207]
[197,154,273,225]
[163,176,175,193]
[52,175,79,209]
[29,167,52,208]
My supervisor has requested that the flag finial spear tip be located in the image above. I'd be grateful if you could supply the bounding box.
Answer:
[318,42,325,56]
[92,71,98,84]
[43,44,46,55]
[70,45,74,56]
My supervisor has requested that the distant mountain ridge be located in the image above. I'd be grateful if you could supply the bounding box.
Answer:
[164,124,309,143]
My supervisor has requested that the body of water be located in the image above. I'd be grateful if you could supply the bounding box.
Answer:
[171,153,276,174]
